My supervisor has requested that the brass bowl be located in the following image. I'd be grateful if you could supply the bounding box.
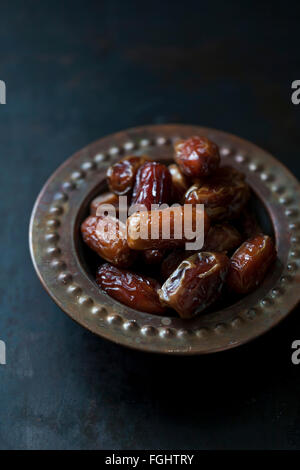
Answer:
[29,125,300,354]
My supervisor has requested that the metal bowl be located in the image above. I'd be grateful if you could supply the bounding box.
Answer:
[29,124,300,354]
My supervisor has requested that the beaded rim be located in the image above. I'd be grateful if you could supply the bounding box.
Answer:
[29,125,300,354]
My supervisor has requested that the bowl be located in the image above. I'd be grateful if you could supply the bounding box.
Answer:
[29,124,300,354]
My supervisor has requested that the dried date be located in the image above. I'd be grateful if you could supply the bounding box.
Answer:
[107,155,150,195]
[81,215,136,268]
[226,234,276,294]
[160,224,241,280]
[185,166,250,221]
[96,263,166,314]
[174,136,220,178]
[127,205,210,251]
[158,252,229,318]
[131,162,172,210]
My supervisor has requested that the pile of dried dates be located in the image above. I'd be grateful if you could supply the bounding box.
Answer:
[81,136,276,318]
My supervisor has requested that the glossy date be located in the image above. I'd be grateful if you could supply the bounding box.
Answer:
[96,263,166,314]
[158,252,229,318]
[81,215,136,268]
[107,155,150,195]
[226,234,276,294]
[174,136,220,178]
[127,205,210,251]
[184,166,250,221]
[131,161,172,210]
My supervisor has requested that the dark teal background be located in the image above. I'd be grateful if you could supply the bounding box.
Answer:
[0,0,300,449]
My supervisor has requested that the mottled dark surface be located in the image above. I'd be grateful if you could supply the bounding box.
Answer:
[0,0,300,450]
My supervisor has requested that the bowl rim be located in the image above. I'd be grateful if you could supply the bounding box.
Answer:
[29,124,300,354]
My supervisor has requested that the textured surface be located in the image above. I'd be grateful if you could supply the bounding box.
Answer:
[1,0,300,450]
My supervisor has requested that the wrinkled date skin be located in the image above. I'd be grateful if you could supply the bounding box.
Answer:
[174,136,220,178]
[204,223,242,252]
[142,249,166,265]
[81,215,136,268]
[90,192,119,216]
[168,164,189,202]
[96,263,166,314]
[131,162,172,210]
[107,155,149,195]
[185,166,250,221]
[127,205,210,251]
[158,252,229,318]
[227,234,276,294]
